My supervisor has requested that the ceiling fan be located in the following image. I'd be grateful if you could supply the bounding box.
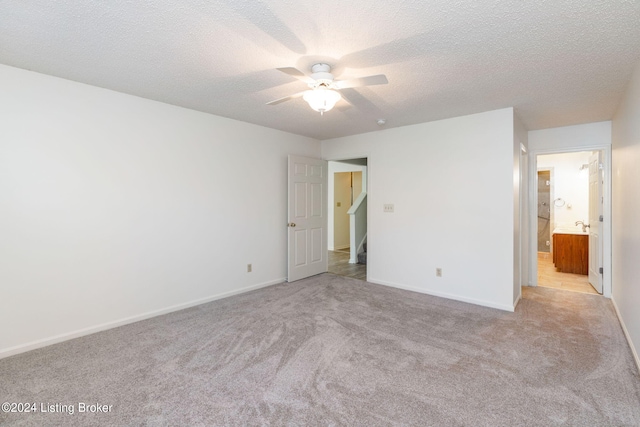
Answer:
[266,63,388,115]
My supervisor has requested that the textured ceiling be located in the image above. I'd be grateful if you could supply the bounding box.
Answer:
[1,0,640,140]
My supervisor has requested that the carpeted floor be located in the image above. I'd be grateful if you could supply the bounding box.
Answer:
[1,274,639,426]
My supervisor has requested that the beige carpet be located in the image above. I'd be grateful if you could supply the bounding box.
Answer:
[1,274,639,426]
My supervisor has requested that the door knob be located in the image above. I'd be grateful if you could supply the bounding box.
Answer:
[288,223,296,227]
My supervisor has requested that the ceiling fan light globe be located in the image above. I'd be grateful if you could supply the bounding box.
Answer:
[303,89,341,114]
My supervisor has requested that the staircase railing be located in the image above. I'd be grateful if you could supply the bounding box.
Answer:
[347,192,367,263]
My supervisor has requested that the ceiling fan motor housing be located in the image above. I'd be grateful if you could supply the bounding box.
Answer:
[309,63,334,88]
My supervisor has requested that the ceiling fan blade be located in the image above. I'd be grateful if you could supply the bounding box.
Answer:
[335,97,353,112]
[266,91,306,105]
[335,74,388,89]
[277,67,314,84]
[339,89,385,116]
[226,2,306,54]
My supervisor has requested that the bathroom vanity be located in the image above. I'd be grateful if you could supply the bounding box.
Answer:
[552,228,588,275]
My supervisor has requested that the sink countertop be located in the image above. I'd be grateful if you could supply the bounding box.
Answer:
[552,227,588,235]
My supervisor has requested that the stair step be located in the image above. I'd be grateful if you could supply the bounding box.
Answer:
[357,251,367,265]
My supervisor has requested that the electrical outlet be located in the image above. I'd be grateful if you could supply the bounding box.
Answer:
[247,264,252,273]
[436,268,442,277]
[383,203,394,213]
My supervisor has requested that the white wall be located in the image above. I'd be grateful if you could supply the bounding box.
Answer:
[322,108,516,311]
[612,59,640,371]
[537,151,592,229]
[333,172,352,249]
[0,64,320,357]
[327,161,367,250]
[529,121,612,151]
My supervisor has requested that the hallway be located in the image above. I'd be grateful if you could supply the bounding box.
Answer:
[328,249,366,281]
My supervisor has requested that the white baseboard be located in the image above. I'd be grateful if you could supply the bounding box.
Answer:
[367,278,515,312]
[0,278,285,360]
[513,290,522,310]
[611,297,640,375]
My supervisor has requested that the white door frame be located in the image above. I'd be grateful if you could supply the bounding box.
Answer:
[325,154,370,282]
[528,145,612,297]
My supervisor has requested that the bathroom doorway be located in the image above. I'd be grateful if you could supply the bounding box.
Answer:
[535,151,602,295]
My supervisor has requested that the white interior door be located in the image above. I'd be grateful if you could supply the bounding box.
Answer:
[287,155,328,282]
[588,151,603,294]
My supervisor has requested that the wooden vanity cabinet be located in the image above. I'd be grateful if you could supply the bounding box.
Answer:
[552,233,588,275]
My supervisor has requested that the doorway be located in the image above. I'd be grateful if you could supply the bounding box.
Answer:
[535,151,603,295]
[327,159,368,281]
[333,171,362,251]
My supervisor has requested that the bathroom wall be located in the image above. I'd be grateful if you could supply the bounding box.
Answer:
[537,151,592,231]
[537,170,551,251]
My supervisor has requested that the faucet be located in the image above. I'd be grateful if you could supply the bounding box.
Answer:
[575,220,590,232]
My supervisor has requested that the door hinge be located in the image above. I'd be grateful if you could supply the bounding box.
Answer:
[599,267,604,274]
